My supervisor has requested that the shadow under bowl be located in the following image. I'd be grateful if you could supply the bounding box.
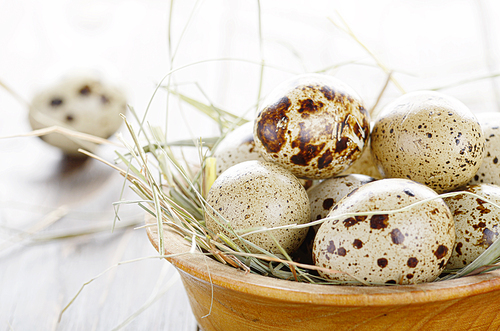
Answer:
[146,214,500,331]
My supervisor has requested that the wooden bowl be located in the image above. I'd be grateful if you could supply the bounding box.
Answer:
[146,214,500,331]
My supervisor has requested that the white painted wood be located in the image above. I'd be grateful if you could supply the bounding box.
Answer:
[0,140,198,330]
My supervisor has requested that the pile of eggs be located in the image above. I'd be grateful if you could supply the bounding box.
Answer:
[206,73,500,285]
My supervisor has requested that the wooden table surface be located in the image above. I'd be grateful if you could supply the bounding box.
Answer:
[0,136,198,330]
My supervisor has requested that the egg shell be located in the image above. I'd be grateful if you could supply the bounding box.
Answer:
[205,160,311,254]
[29,72,127,155]
[469,112,500,185]
[213,121,264,176]
[254,73,370,179]
[307,174,376,223]
[313,178,455,285]
[371,91,484,193]
[443,184,500,269]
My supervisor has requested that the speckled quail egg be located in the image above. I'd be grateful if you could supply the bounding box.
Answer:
[213,121,264,176]
[29,72,127,155]
[371,91,484,193]
[313,178,455,285]
[254,73,370,179]
[307,174,376,223]
[443,184,500,269]
[205,160,311,254]
[469,112,500,185]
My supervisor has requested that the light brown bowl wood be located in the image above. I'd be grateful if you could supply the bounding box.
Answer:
[146,214,500,331]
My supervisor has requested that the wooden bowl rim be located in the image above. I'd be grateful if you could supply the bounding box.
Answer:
[146,214,500,306]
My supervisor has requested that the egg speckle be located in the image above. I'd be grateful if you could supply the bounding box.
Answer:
[307,174,376,222]
[313,178,455,284]
[371,91,484,193]
[206,160,311,254]
[254,74,370,179]
[443,184,500,269]
[468,112,500,185]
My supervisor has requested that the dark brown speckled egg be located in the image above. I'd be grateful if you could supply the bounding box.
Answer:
[205,160,310,254]
[313,178,455,285]
[253,74,370,179]
[444,184,500,269]
[371,91,484,193]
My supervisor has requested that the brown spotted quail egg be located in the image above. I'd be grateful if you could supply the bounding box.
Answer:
[313,178,455,285]
[371,91,484,193]
[205,160,311,254]
[443,184,500,269]
[254,73,370,180]
[307,174,376,223]
[29,72,127,155]
[469,112,500,185]
[213,121,264,176]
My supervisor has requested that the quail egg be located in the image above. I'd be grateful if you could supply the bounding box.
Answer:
[371,91,484,193]
[205,160,311,254]
[254,73,370,179]
[29,72,127,155]
[313,178,455,285]
[443,184,500,269]
[213,121,264,176]
[307,174,376,223]
[469,112,500,185]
